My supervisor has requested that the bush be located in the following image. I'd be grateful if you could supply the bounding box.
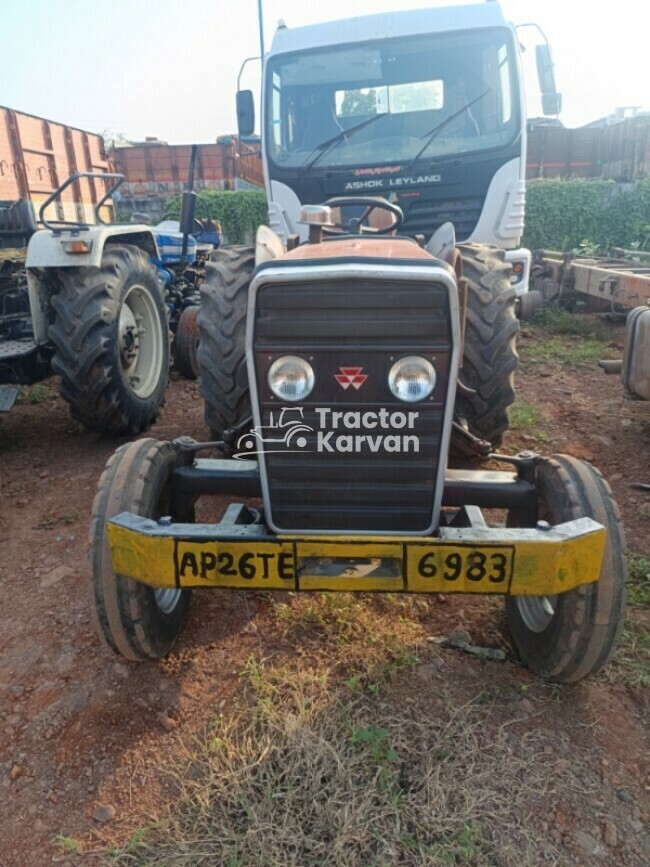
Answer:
[166,189,267,245]
[522,178,650,252]
[167,179,650,253]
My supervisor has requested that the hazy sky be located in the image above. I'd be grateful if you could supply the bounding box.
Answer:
[2,0,644,143]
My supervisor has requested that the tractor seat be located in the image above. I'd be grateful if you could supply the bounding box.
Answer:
[0,199,38,249]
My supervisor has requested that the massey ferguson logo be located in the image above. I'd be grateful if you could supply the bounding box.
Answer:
[334,367,368,391]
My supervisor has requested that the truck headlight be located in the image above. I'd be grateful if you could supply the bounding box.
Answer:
[268,355,315,402]
[388,356,436,402]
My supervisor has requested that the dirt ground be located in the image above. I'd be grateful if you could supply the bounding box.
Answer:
[0,318,648,866]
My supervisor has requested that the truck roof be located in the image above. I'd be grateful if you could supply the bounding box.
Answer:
[269,2,508,56]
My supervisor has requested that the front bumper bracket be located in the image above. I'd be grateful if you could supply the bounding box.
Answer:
[107,511,606,597]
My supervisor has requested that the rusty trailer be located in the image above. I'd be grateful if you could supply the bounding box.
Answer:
[0,105,113,223]
[531,249,650,313]
[529,248,650,400]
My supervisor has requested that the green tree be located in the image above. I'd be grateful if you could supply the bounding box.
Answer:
[99,129,130,148]
[166,190,267,245]
[339,88,378,117]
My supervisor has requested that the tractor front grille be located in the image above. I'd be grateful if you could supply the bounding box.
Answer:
[250,269,455,534]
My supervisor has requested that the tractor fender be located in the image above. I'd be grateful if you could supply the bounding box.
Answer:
[25,225,159,345]
[255,224,285,266]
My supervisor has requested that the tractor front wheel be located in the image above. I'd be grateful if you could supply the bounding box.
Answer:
[90,438,191,661]
[506,455,627,682]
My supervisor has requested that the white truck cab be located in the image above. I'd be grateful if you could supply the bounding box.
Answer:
[238,1,561,296]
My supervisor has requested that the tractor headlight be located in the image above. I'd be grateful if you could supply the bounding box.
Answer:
[388,356,436,402]
[268,355,315,402]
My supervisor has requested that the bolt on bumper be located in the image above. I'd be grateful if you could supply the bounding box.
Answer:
[107,509,606,596]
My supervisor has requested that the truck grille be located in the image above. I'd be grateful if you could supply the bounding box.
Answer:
[251,273,454,534]
[402,196,484,241]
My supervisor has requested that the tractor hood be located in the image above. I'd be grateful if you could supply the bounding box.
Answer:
[279,236,438,263]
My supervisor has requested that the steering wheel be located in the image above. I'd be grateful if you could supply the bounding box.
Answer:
[323,196,404,235]
[161,213,205,238]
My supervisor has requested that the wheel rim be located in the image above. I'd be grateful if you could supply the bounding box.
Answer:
[154,587,182,614]
[118,284,164,399]
[516,594,558,633]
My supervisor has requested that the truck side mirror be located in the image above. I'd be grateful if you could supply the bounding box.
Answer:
[542,92,562,116]
[237,90,255,137]
[536,44,562,116]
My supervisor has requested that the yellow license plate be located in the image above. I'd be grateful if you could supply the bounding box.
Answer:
[107,517,604,596]
[173,539,514,593]
[406,544,514,593]
[176,540,296,590]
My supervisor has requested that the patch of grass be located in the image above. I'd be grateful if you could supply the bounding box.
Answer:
[107,826,153,857]
[509,401,549,442]
[54,834,82,853]
[614,619,650,687]
[454,821,482,860]
[105,664,554,866]
[274,593,423,678]
[16,383,55,405]
[239,657,331,721]
[608,553,650,686]
[526,335,608,365]
[626,552,650,606]
[530,307,608,339]
[510,401,540,430]
[522,307,614,365]
[34,510,79,530]
[344,674,364,693]
[351,723,400,763]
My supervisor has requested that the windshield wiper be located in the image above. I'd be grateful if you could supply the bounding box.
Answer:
[303,113,387,172]
[404,89,491,170]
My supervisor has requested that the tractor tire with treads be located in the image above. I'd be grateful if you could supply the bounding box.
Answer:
[197,246,254,444]
[456,244,519,448]
[49,244,169,436]
[90,438,192,660]
[506,455,627,682]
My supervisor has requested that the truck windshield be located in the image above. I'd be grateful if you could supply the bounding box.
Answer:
[266,28,518,170]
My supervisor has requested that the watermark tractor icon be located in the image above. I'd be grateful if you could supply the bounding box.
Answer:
[235,407,314,457]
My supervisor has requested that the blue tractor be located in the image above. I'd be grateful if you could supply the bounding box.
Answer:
[147,215,221,379]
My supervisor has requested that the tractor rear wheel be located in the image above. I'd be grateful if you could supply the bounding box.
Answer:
[455,244,519,448]
[506,455,627,682]
[90,438,191,661]
[175,304,200,379]
[49,244,169,436]
[197,246,254,444]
